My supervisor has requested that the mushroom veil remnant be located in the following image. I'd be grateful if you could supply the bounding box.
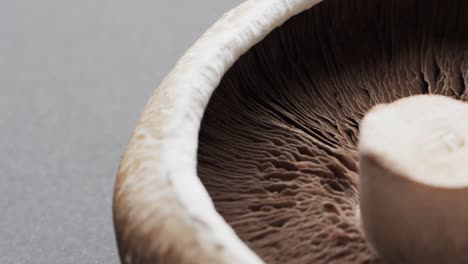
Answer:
[113,0,468,263]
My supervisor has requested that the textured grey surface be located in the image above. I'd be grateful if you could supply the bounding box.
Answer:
[0,1,243,263]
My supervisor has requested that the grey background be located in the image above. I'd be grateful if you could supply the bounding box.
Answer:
[0,0,243,263]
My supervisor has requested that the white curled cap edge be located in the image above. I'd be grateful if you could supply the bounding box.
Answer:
[114,0,323,263]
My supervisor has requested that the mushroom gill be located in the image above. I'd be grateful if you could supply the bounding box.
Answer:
[197,0,468,263]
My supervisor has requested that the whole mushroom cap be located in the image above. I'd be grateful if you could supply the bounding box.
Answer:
[113,0,468,263]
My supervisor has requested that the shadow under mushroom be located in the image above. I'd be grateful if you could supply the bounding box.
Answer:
[197,0,468,263]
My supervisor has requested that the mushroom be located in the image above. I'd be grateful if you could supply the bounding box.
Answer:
[359,95,468,263]
[113,0,468,263]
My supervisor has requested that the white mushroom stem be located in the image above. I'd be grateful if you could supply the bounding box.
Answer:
[359,95,468,263]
